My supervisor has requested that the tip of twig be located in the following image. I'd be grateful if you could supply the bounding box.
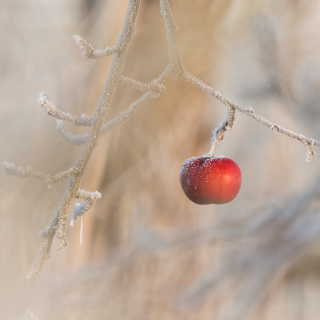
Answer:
[73,34,94,58]
[38,92,48,106]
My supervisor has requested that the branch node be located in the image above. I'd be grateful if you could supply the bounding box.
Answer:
[305,140,316,162]
[73,35,95,58]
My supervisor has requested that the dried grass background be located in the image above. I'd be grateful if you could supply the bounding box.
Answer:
[1,0,320,319]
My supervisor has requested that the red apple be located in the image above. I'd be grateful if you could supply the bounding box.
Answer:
[180,156,241,204]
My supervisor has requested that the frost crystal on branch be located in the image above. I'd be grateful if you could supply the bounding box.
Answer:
[77,189,102,200]
[70,200,93,227]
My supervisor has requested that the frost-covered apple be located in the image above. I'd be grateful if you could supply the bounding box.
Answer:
[180,156,241,204]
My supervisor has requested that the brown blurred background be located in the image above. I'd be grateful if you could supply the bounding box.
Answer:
[1,0,320,319]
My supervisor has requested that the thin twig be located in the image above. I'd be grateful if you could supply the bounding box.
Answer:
[39,93,94,126]
[1,161,77,187]
[183,71,320,153]
[160,0,184,74]
[208,106,236,156]
[73,35,119,59]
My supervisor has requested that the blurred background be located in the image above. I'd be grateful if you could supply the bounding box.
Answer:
[1,0,320,319]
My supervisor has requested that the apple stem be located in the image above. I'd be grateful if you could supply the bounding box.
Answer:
[208,106,236,156]
[208,143,217,157]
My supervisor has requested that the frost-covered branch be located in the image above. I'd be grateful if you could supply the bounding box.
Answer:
[208,106,236,156]
[56,120,91,145]
[76,189,102,200]
[160,0,183,74]
[53,64,172,145]
[101,65,173,132]
[28,0,142,277]
[73,0,138,59]
[184,72,320,157]
[39,93,94,126]
[121,76,165,93]
[158,0,319,158]
[1,161,77,187]
[102,91,159,132]
[73,35,119,59]
[55,90,160,146]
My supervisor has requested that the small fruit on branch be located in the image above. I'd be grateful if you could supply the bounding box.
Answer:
[180,156,241,204]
